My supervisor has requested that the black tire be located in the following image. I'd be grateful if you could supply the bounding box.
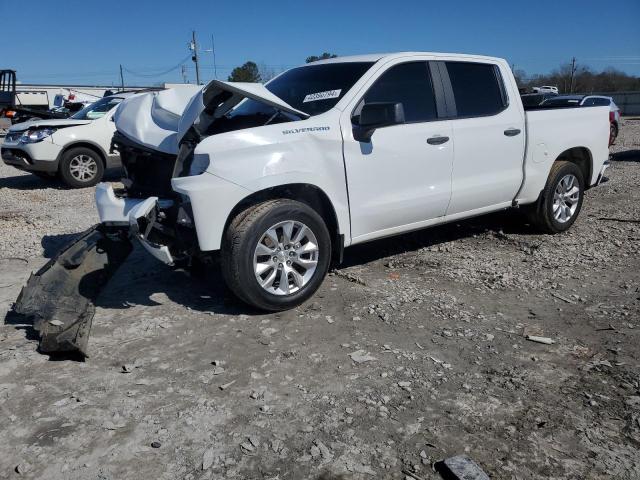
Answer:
[59,147,104,188]
[526,161,584,234]
[221,199,331,311]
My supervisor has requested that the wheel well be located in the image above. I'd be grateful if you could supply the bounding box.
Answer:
[59,142,107,168]
[225,184,343,262]
[555,147,592,187]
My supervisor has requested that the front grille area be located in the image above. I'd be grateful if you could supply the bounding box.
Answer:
[1,147,33,164]
[112,131,178,198]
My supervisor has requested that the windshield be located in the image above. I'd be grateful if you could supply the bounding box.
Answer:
[71,96,124,120]
[229,62,374,119]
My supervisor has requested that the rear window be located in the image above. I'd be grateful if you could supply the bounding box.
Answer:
[585,97,611,107]
[445,62,507,117]
[541,98,581,107]
[521,94,544,107]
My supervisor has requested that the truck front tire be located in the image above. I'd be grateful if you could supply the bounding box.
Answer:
[527,160,584,234]
[59,147,104,188]
[221,199,331,311]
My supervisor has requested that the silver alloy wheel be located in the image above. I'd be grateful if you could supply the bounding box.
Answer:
[253,220,319,296]
[552,174,580,223]
[69,154,98,182]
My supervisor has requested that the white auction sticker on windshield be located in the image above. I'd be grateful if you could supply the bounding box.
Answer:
[303,89,341,103]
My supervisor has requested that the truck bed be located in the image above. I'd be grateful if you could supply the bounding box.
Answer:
[516,105,610,204]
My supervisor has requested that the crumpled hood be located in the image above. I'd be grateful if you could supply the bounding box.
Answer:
[177,80,309,143]
[8,118,92,132]
[114,80,309,154]
[113,86,201,154]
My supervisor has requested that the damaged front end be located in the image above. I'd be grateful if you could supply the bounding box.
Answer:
[11,80,307,357]
[12,225,132,357]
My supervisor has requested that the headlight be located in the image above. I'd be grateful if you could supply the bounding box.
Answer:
[20,127,56,144]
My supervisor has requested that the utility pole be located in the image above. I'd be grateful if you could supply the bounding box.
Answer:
[569,57,576,93]
[211,34,217,79]
[202,34,218,79]
[119,64,125,91]
[190,31,201,85]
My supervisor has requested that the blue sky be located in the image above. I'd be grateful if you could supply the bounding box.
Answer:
[2,0,639,86]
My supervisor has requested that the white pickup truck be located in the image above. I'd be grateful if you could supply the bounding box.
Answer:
[92,52,609,311]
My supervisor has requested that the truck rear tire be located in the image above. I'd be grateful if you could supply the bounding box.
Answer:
[527,161,584,234]
[59,147,104,188]
[221,199,331,311]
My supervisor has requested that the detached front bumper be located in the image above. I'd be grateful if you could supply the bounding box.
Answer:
[95,183,194,266]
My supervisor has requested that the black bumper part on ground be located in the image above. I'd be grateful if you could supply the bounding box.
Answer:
[12,225,132,357]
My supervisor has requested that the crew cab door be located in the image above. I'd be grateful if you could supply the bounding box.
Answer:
[439,60,525,215]
[341,60,454,242]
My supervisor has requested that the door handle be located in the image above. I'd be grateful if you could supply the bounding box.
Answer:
[504,128,521,137]
[427,135,450,145]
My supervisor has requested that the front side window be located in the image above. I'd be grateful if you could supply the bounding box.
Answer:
[71,96,123,120]
[445,62,507,117]
[356,62,437,123]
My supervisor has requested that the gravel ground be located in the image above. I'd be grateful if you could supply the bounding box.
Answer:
[0,167,121,259]
[0,120,639,479]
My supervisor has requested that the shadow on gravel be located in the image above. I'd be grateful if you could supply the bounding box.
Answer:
[41,233,84,258]
[612,149,640,162]
[340,209,533,268]
[95,248,251,316]
[4,211,536,358]
[0,167,122,190]
[28,211,535,321]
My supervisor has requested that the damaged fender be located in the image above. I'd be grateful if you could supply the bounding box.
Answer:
[12,225,132,357]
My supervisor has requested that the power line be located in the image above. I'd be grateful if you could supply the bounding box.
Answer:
[122,54,192,78]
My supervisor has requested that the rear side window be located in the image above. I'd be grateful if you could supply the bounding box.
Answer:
[445,62,507,117]
[359,62,437,123]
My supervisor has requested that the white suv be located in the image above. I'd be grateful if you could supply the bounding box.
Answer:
[533,85,559,94]
[1,93,135,187]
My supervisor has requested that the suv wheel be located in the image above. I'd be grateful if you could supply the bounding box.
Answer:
[527,160,584,233]
[221,199,331,311]
[59,147,104,188]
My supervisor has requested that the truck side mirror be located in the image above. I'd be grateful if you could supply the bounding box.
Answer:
[352,102,405,143]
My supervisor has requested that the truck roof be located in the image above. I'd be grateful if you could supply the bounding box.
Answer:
[310,52,506,65]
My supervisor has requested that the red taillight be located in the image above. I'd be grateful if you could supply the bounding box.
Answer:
[609,111,615,122]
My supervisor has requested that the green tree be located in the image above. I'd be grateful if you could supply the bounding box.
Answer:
[228,61,261,82]
[305,52,338,63]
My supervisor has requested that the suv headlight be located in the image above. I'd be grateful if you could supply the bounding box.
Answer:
[20,127,56,144]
